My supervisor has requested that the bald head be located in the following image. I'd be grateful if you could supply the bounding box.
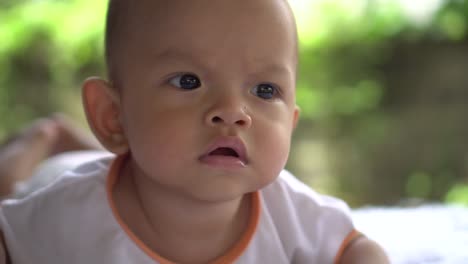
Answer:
[104,0,130,87]
[104,0,298,88]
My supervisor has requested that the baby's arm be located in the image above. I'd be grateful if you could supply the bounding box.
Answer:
[340,236,389,264]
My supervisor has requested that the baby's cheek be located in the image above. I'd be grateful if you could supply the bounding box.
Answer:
[256,129,291,182]
[131,142,182,183]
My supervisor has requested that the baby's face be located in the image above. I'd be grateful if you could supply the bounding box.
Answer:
[116,0,299,201]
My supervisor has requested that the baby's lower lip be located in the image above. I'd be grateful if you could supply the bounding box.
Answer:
[199,155,247,169]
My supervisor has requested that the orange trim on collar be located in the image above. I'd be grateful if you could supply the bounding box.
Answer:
[333,229,363,264]
[106,155,261,264]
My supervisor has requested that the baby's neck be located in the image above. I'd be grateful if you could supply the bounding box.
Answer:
[113,162,252,263]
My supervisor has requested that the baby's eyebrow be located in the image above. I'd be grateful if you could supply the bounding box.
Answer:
[154,49,189,61]
[152,48,295,81]
[257,64,294,76]
[150,48,216,74]
[153,48,207,66]
[247,63,295,84]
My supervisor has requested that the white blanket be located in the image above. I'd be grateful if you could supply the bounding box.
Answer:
[353,205,468,264]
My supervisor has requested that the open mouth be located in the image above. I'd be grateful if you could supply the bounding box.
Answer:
[200,136,248,167]
[209,147,240,158]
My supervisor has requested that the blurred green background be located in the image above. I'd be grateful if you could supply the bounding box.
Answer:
[1,0,468,207]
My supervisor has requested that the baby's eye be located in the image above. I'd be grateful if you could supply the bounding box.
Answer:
[169,74,201,90]
[251,83,278,100]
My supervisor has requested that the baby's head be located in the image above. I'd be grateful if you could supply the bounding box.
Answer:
[83,0,300,201]
[104,0,299,89]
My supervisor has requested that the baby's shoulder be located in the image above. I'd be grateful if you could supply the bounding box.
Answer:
[262,169,352,217]
[261,170,353,236]
[254,170,355,262]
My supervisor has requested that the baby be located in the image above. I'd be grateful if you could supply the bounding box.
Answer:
[0,0,389,263]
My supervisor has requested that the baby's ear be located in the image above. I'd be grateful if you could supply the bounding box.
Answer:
[292,105,300,130]
[82,78,129,155]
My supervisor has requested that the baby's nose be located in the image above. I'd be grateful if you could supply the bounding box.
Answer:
[205,104,252,128]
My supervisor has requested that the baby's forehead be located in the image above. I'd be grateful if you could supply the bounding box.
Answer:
[106,0,297,83]
[118,0,294,25]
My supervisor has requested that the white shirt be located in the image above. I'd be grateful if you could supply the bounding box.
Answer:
[0,155,358,264]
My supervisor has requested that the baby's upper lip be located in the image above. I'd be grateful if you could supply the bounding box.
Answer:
[200,136,248,164]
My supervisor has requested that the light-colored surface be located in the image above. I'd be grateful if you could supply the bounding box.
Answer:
[353,205,468,264]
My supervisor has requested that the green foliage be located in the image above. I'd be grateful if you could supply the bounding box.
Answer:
[406,171,432,199]
[0,0,106,138]
[446,184,468,206]
[434,0,468,40]
[290,0,468,205]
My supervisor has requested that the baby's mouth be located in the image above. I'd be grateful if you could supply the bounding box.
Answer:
[199,136,248,167]
[209,147,240,158]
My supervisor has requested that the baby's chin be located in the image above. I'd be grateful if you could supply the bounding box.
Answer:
[175,175,264,204]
